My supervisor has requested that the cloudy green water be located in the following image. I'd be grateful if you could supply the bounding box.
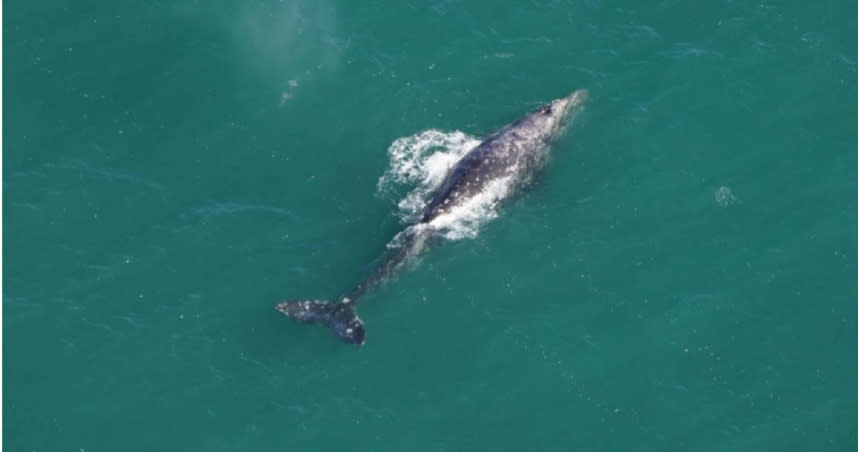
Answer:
[5,0,858,450]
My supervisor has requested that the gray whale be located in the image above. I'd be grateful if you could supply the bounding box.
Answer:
[277,90,589,345]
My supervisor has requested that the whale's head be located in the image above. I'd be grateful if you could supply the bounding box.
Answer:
[522,89,589,144]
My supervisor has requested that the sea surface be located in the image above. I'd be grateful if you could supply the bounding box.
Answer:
[4,1,858,450]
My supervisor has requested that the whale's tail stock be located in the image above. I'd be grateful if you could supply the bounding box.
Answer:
[276,299,366,346]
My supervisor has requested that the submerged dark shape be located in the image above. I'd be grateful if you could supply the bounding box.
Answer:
[276,90,589,346]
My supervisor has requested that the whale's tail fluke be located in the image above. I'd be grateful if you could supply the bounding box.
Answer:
[276,300,366,346]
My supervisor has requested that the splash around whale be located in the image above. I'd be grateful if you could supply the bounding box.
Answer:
[277,90,589,346]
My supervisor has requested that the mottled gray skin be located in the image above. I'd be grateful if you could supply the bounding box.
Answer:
[422,90,588,222]
[277,90,589,346]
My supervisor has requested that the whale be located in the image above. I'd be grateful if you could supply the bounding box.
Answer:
[277,89,589,345]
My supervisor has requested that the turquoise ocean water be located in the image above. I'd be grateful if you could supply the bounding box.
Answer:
[5,1,858,450]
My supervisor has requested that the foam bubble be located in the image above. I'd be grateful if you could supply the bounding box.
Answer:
[715,186,737,206]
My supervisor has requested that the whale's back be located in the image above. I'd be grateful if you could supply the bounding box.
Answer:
[420,131,536,223]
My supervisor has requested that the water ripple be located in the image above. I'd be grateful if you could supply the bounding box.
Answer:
[181,202,298,220]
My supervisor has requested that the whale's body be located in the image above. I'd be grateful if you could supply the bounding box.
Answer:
[277,90,589,345]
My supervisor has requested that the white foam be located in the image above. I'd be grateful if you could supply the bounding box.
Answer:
[377,129,516,241]
[426,175,515,240]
